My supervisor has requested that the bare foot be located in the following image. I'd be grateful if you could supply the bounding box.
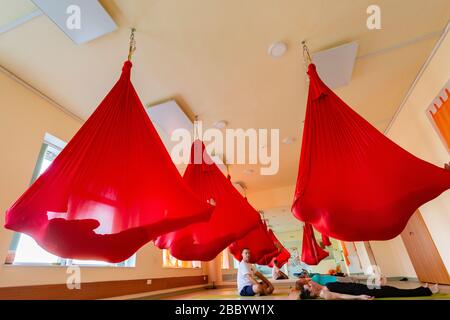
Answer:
[358,295,374,300]
[430,284,439,294]
[380,276,387,286]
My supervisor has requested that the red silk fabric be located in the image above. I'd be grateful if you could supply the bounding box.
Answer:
[292,63,450,241]
[301,223,329,265]
[154,140,261,261]
[270,247,291,268]
[257,229,291,267]
[229,219,278,264]
[322,234,332,247]
[4,61,213,263]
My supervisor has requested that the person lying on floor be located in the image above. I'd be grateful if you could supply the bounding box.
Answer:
[272,260,289,280]
[297,272,388,286]
[289,280,439,300]
[237,248,274,296]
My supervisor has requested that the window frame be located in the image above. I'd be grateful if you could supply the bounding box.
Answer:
[162,249,202,269]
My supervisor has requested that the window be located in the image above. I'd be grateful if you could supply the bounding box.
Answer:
[221,249,230,269]
[220,249,238,269]
[6,133,135,267]
[162,250,201,268]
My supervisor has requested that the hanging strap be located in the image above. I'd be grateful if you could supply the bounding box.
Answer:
[301,40,312,66]
[128,28,137,61]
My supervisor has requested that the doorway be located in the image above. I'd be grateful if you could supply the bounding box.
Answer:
[401,210,450,284]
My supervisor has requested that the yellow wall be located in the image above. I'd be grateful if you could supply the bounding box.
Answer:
[370,25,450,277]
[0,70,207,288]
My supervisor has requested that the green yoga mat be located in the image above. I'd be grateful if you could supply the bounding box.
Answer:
[190,293,450,300]
[191,292,288,300]
[376,293,450,300]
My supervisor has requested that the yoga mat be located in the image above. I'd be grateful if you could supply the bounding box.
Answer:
[376,293,450,300]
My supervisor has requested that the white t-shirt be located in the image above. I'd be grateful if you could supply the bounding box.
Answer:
[272,265,280,279]
[237,260,256,293]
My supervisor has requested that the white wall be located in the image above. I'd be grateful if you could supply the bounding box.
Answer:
[370,24,450,277]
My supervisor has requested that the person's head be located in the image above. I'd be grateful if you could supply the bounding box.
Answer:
[273,259,278,267]
[295,277,310,290]
[300,282,321,299]
[242,248,251,262]
[299,270,310,278]
[300,285,316,300]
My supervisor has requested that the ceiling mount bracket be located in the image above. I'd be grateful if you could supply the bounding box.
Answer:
[301,40,312,66]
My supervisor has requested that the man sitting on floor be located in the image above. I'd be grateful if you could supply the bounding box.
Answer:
[237,248,274,296]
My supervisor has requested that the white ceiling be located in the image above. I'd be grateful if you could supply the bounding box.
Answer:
[262,206,301,233]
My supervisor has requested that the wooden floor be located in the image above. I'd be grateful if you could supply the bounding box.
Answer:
[155,281,450,300]
[162,287,292,300]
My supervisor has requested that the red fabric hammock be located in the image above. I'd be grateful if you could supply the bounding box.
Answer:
[322,234,332,247]
[264,230,291,268]
[4,61,213,263]
[154,140,261,261]
[270,247,291,268]
[301,223,329,265]
[292,63,450,241]
[255,229,280,266]
[229,219,278,264]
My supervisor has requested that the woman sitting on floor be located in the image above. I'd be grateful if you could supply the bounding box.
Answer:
[272,260,289,280]
[289,279,439,300]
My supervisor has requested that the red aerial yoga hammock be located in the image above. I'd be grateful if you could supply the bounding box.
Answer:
[270,247,291,268]
[301,223,329,265]
[257,229,291,268]
[4,61,213,263]
[255,228,280,266]
[229,219,278,264]
[292,63,450,241]
[154,140,261,261]
[322,234,332,247]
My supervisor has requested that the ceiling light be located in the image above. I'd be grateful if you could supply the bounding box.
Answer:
[268,41,287,58]
[213,120,227,129]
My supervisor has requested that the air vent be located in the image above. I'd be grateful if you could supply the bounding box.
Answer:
[312,41,358,89]
[31,0,117,44]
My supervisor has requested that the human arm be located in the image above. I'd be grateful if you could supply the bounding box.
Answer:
[255,271,274,294]
[288,288,300,300]
[279,270,289,278]
[255,271,272,287]
[320,288,373,300]
[246,273,260,285]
